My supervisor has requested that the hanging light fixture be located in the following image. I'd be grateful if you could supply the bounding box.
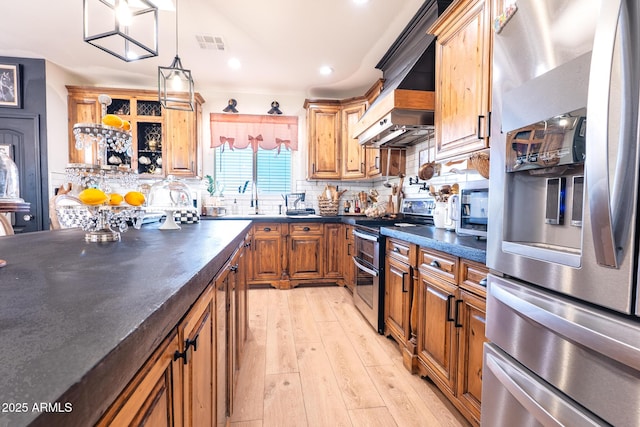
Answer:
[83,0,158,62]
[158,0,194,111]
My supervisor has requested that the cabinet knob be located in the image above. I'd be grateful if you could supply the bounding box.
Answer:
[23,214,34,221]
[263,227,271,232]
[393,247,401,253]
[186,335,198,352]
[430,260,441,269]
[174,349,188,365]
[303,226,310,232]
[230,264,239,272]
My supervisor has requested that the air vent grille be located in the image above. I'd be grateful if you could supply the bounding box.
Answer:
[196,34,225,51]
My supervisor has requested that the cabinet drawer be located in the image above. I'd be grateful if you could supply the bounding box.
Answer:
[290,223,323,234]
[387,238,416,264]
[253,223,282,235]
[459,259,488,298]
[419,248,458,284]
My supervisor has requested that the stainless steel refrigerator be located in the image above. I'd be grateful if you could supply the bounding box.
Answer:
[484,0,640,425]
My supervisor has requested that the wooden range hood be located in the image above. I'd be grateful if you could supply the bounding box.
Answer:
[353,0,450,148]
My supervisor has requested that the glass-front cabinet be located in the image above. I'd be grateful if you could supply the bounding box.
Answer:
[66,86,203,177]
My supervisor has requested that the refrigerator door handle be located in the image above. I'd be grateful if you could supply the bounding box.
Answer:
[586,0,635,268]
[484,349,603,427]
[490,275,640,371]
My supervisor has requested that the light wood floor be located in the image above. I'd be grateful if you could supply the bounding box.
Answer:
[230,285,471,427]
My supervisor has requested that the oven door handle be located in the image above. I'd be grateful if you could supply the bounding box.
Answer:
[352,229,379,242]
[352,257,378,277]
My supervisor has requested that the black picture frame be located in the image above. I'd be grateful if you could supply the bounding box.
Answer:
[0,64,21,108]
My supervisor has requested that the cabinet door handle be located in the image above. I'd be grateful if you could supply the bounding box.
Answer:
[347,243,352,257]
[479,277,488,287]
[244,241,251,248]
[360,162,364,173]
[454,299,463,328]
[375,156,380,169]
[303,226,311,232]
[446,295,455,322]
[477,115,485,139]
[263,227,271,232]
[402,271,409,293]
[186,335,199,352]
[430,260,441,269]
[230,264,239,272]
[174,348,188,365]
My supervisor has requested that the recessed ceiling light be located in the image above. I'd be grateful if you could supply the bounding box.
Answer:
[319,66,334,76]
[353,0,370,5]
[228,57,241,70]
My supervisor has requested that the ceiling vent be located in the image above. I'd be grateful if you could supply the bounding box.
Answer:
[196,34,226,51]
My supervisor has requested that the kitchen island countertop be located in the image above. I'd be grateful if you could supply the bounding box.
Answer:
[0,220,251,427]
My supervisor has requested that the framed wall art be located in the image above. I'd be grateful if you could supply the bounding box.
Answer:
[0,64,21,108]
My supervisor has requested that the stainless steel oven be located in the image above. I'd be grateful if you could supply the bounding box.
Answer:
[352,226,384,334]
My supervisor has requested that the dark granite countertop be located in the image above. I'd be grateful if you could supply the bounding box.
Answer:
[380,225,487,264]
[0,220,251,427]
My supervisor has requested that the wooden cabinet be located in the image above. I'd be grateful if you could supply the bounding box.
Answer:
[305,101,342,179]
[180,286,215,427]
[324,223,343,279]
[429,0,492,159]
[99,239,249,427]
[365,148,407,178]
[342,224,356,292]
[340,101,367,179]
[247,221,349,289]
[289,223,323,279]
[250,223,284,283]
[97,331,182,427]
[384,238,418,370]
[66,86,204,177]
[416,248,488,426]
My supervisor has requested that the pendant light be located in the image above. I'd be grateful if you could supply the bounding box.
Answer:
[83,0,159,62]
[158,0,195,111]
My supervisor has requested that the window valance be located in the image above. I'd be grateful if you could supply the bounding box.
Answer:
[210,113,298,153]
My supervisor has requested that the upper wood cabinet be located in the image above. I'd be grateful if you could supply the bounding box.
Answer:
[429,0,492,160]
[340,101,367,179]
[66,86,204,177]
[305,100,342,179]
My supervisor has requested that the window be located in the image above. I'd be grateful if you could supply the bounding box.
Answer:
[213,147,291,195]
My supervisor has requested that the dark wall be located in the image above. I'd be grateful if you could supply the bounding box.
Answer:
[0,56,49,231]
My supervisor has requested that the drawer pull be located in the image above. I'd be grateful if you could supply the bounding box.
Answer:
[394,247,401,253]
[479,277,488,287]
[263,227,271,232]
[303,226,311,232]
[430,260,441,269]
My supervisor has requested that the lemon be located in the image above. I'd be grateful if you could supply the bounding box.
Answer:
[124,191,145,206]
[108,193,124,206]
[122,120,131,131]
[78,188,108,206]
[102,114,124,128]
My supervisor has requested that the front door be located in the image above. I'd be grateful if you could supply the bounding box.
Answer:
[0,114,44,232]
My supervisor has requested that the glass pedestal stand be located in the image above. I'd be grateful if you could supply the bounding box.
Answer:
[81,205,145,242]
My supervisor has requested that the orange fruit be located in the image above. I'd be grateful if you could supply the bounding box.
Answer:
[108,193,124,206]
[102,114,124,128]
[122,120,131,131]
[124,191,145,206]
[78,188,108,205]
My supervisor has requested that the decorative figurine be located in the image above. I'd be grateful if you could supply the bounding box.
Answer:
[223,98,239,113]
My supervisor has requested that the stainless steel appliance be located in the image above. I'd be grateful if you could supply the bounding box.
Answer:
[352,226,384,333]
[484,1,640,426]
[449,180,488,238]
[351,196,435,333]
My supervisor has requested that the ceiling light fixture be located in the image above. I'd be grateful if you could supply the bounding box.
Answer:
[319,65,334,76]
[158,0,195,111]
[83,0,158,62]
[228,57,241,70]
